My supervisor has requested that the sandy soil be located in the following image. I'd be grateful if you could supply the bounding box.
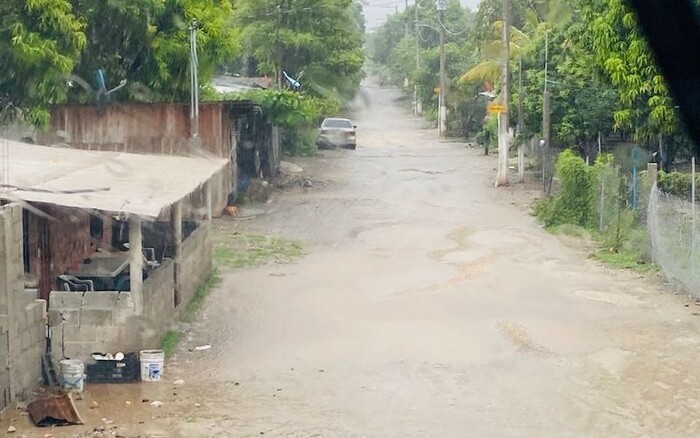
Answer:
[5,82,700,438]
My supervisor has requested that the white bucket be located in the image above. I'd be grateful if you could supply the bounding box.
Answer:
[139,350,164,382]
[59,359,85,392]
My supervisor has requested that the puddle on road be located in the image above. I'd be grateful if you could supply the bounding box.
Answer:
[574,289,648,307]
[497,321,555,358]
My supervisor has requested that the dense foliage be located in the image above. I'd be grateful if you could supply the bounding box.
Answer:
[369,0,697,163]
[1,0,364,131]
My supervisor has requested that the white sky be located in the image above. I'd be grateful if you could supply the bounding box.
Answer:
[363,0,482,31]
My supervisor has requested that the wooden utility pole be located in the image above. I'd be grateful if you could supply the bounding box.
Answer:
[437,0,447,136]
[517,56,525,182]
[542,29,552,194]
[496,0,511,186]
[414,0,421,115]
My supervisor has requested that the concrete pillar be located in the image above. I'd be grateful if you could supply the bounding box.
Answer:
[171,202,182,307]
[648,163,658,187]
[128,215,143,315]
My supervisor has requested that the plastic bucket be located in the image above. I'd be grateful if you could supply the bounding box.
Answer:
[59,359,85,392]
[139,350,164,382]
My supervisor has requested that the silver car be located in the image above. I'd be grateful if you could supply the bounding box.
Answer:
[317,118,357,150]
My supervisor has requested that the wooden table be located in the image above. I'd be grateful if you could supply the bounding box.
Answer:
[65,256,129,291]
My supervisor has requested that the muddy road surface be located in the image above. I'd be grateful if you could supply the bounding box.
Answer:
[7,83,700,437]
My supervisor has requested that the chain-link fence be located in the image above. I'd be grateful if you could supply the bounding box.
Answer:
[648,163,700,294]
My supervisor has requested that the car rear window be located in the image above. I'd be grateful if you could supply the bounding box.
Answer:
[323,119,353,128]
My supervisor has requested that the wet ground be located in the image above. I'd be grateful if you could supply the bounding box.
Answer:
[7,83,700,437]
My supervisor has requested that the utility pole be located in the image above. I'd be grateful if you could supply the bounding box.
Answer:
[437,0,447,136]
[495,0,511,186]
[189,21,199,139]
[414,0,422,115]
[517,56,525,182]
[542,29,552,194]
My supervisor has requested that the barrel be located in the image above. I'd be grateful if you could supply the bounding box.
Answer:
[59,359,85,392]
[139,350,164,382]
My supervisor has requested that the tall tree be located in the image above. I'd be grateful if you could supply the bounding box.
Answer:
[69,0,240,103]
[235,0,365,99]
[0,0,85,126]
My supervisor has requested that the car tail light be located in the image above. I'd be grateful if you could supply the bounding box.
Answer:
[345,131,355,137]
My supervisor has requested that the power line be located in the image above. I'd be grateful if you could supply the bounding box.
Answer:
[437,13,467,36]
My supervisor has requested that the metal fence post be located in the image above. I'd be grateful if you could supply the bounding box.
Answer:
[692,157,697,281]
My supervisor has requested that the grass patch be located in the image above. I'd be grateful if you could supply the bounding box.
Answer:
[213,234,304,269]
[181,268,222,323]
[550,224,592,240]
[160,330,182,358]
[592,248,657,273]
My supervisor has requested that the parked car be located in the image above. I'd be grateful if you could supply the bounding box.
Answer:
[317,118,357,150]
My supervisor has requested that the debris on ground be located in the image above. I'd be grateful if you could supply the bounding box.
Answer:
[280,161,303,174]
[173,379,185,385]
[190,345,211,352]
[27,393,84,427]
[247,179,273,202]
[7,425,16,433]
[150,400,163,408]
[225,205,240,216]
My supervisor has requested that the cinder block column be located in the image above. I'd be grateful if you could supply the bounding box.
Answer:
[648,163,658,187]
[171,202,182,308]
[129,215,143,315]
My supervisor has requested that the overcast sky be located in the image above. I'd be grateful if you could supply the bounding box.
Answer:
[363,0,482,31]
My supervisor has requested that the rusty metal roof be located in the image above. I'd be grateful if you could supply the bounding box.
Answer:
[27,392,84,427]
[0,139,227,218]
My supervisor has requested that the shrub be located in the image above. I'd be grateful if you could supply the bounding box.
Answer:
[657,171,700,200]
[536,150,595,228]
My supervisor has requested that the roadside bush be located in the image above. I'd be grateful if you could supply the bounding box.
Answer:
[658,171,700,200]
[535,149,594,228]
[536,149,653,269]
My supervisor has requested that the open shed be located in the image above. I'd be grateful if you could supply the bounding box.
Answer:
[0,139,227,359]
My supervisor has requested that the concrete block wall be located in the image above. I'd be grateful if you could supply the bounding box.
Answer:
[48,261,177,360]
[177,225,212,312]
[0,204,47,413]
[48,291,138,362]
[142,261,176,349]
[13,297,46,400]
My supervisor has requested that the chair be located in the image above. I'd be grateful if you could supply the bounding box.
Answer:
[58,275,94,292]
[142,247,160,269]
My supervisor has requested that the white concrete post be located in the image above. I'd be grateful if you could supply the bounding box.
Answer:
[128,215,143,315]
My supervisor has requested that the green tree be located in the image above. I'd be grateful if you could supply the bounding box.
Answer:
[583,0,676,141]
[0,0,85,126]
[69,0,240,103]
[235,0,365,100]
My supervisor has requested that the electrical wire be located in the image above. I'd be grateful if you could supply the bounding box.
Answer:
[437,13,468,36]
[417,26,432,42]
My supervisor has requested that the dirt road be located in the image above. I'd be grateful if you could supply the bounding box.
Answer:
[9,83,700,437]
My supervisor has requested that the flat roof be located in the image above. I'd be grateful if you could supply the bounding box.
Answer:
[0,139,228,218]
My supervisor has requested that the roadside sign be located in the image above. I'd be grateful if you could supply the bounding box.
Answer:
[433,87,440,94]
[487,103,508,114]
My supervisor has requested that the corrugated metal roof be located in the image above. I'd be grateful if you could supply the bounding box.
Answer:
[1,139,228,218]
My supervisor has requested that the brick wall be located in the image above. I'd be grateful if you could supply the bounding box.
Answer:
[26,205,113,300]
[0,204,47,414]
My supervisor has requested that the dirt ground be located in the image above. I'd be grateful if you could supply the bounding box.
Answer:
[6,82,700,437]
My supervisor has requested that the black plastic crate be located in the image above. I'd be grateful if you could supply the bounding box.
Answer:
[86,353,139,383]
